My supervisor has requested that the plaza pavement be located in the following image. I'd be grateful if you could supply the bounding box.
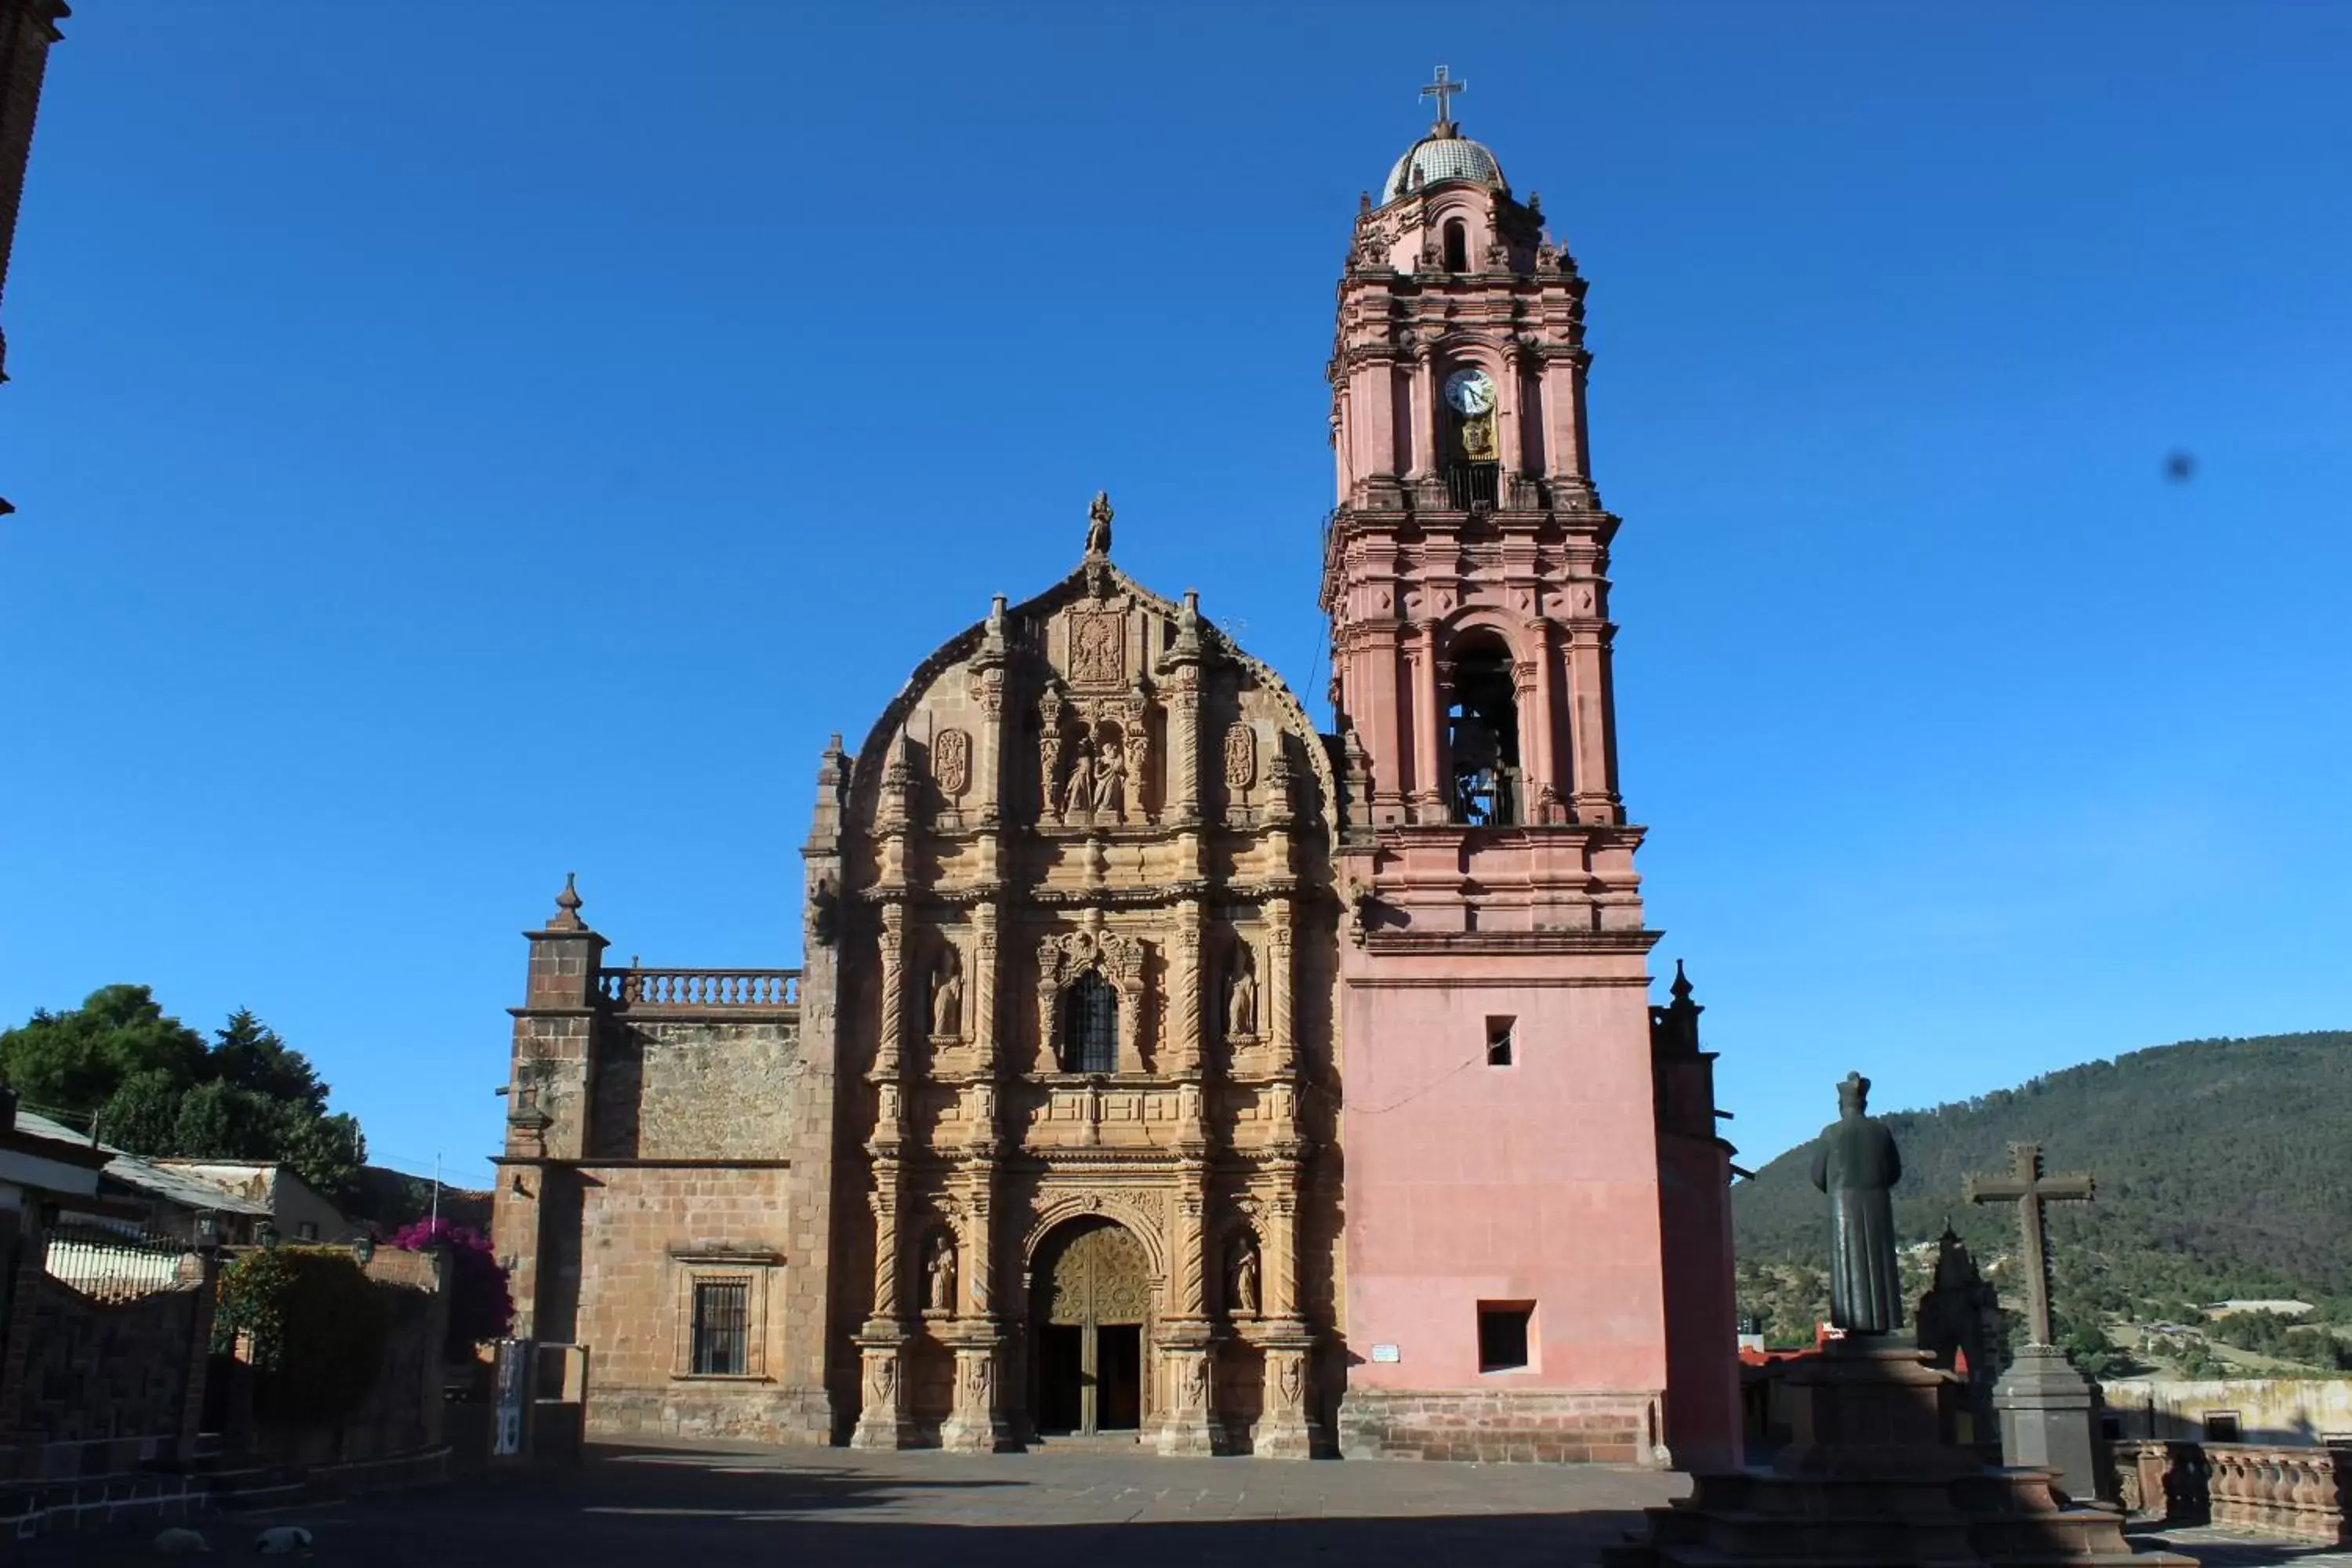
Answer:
[42,1440,2352,1566]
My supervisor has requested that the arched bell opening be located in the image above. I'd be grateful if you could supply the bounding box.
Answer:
[1448,634,1522,826]
[1029,1217,1153,1439]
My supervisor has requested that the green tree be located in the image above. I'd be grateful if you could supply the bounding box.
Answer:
[0,989,366,1196]
[0,985,205,1113]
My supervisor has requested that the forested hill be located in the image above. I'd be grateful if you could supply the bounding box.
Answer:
[1733,1032,2352,1313]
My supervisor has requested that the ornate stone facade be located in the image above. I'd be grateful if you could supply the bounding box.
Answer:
[491,87,1736,1467]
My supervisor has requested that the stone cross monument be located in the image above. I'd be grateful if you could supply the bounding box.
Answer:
[1964,1142,2093,1348]
[1965,1142,2104,1503]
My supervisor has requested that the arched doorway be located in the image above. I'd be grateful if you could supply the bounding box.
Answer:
[1031,1217,1151,1436]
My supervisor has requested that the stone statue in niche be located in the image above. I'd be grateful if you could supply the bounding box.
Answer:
[1226,1230,1261,1316]
[924,1231,957,1314]
[1037,726,1064,818]
[931,951,963,1039]
[1062,737,1095,820]
[1227,948,1258,1038]
[1092,733,1127,819]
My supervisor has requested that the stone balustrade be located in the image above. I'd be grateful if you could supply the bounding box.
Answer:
[2208,1443,2352,1544]
[2115,1438,2352,1545]
[2113,1438,2207,1521]
[596,967,800,1010]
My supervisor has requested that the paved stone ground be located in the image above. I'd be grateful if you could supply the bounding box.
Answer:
[2136,1526,2352,1566]
[36,1445,2350,1566]
[49,1439,1688,1566]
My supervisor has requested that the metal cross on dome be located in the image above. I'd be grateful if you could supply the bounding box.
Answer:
[1421,65,1465,132]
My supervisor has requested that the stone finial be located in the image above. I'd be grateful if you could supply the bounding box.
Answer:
[1670,956,1693,1006]
[546,872,586,931]
[1085,490,1113,557]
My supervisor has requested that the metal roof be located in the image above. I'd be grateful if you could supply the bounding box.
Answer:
[12,1109,274,1218]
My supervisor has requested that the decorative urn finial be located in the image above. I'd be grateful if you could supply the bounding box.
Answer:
[547,871,585,931]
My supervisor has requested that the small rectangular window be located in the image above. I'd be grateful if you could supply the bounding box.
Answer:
[296,1221,318,1241]
[2205,1412,2243,1443]
[1486,1016,1515,1067]
[1478,1301,1534,1372]
[691,1278,750,1376]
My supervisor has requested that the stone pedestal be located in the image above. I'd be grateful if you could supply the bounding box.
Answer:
[1602,1340,2190,1568]
[1254,1336,1318,1460]
[1155,1329,1217,1457]
[1995,1345,2104,1504]
[938,1335,1015,1454]
[849,1331,916,1451]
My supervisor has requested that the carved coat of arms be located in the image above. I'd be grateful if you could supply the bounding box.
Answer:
[933,728,971,797]
[1223,724,1256,790]
[1068,610,1124,689]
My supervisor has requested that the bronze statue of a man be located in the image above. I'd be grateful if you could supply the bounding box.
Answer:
[1809,1071,1905,1336]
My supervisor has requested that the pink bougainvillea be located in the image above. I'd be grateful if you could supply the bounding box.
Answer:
[391,1217,515,1354]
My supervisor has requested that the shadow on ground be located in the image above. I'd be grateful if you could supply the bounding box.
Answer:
[40,1442,1665,1567]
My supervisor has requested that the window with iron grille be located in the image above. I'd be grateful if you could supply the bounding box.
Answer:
[1059,971,1118,1074]
[691,1278,750,1375]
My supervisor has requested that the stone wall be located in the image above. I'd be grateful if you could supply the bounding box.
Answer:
[1335,1387,1661,1464]
[2102,1376,2352,1444]
[590,1018,801,1161]
[570,1164,826,1445]
[13,1272,205,1448]
[216,1243,452,1466]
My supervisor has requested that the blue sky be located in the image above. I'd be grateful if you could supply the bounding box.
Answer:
[4,3,2347,1186]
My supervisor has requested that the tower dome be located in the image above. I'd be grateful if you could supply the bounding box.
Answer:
[1380,132,1506,204]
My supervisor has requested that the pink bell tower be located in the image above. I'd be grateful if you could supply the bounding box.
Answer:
[1324,71,1740,1469]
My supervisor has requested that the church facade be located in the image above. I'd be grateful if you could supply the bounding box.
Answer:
[490,94,1740,1468]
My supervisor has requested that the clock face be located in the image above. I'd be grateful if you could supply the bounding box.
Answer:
[1443,368,1496,416]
